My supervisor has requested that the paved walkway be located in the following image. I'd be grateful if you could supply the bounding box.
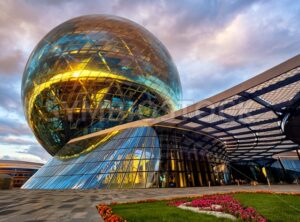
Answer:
[0,185,299,222]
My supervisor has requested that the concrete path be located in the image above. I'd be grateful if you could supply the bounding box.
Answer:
[0,185,299,222]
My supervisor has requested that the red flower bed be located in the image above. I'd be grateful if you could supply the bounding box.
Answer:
[96,191,299,221]
[96,204,127,222]
[169,195,267,222]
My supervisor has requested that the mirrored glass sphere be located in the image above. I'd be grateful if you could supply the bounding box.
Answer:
[22,15,182,155]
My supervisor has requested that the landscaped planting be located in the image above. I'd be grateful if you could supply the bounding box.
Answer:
[96,204,127,222]
[96,191,300,222]
[168,195,267,222]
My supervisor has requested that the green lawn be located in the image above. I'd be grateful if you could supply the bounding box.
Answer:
[111,193,300,222]
[234,193,300,222]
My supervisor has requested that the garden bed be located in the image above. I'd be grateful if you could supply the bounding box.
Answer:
[168,195,266,221]
[96,191,300,222]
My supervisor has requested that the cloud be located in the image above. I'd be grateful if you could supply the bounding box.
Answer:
[17,144,51,163]
[0,77,22,112]
[198,2,300,69]
[0,50,24,76]
[0,116,30,136]
[0,136,51,163]
[0,152,49,163]
[0,136,34,146]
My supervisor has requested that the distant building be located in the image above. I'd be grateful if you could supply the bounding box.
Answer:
[0,160,43,188]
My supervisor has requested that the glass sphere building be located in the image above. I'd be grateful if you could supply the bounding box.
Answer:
[22,15,182,156]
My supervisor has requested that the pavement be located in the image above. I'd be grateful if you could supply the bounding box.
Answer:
[0,185,299,222]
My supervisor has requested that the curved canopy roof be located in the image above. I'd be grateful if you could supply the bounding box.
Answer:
[154,54,300,161]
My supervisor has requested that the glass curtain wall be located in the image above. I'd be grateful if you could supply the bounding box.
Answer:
[23,126,227,190]
[23,127,160,189]
[155,126,225,188]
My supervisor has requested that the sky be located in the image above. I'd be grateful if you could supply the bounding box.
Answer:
[0,0,300,163]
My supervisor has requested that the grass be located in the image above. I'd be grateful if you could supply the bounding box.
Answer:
[111,193,300,222]
[234,193,300,222]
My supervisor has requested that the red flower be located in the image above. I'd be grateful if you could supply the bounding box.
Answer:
[168,194,267,222]
[96,204,127,222]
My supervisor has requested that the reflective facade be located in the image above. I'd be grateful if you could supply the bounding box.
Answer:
[154,127,225,187]
[23,127,161,189]
[230,158,300,185]
[22,15,182,155]
[23,126,225,189]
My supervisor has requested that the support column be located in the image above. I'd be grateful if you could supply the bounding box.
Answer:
[296,149,300,161]
[277,157,287,182]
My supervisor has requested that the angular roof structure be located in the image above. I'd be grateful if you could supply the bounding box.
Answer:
[69,54,300,162]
